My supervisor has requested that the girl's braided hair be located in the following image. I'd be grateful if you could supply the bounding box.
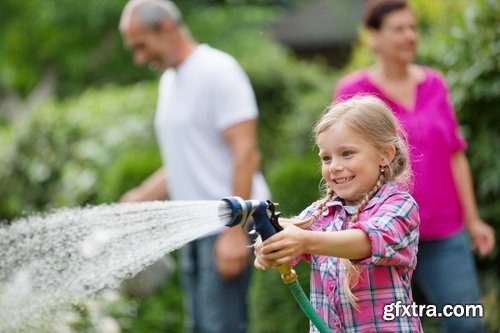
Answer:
[293,95,411,308]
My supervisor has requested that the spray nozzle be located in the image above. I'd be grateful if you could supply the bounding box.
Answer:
[222,196,297,284]
[222,197,282,241]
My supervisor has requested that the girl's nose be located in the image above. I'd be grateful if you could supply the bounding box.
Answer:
[329,163,343,173]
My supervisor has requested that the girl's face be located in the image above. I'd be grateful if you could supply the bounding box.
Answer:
[369,8,419,64]
[317,123,392,205]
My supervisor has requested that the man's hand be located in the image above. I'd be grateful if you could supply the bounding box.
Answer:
[215,226,250,280]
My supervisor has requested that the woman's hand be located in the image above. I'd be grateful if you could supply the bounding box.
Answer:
[467,219,495,257]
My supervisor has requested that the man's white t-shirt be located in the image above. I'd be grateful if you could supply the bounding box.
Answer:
[154,44,270,203]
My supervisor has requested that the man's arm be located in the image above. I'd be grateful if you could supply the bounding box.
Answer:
[120,167,169,202]
[215,119,260,279]
[225,119,260,199]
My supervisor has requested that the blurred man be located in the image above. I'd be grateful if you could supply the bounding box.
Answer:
[119,1,270,332]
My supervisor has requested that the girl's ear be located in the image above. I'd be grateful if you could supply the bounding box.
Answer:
[380,145,396,166]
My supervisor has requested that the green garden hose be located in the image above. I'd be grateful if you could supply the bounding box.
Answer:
[277,263,330,333]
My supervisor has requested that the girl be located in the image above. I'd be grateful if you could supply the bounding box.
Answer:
[254,95,422,332]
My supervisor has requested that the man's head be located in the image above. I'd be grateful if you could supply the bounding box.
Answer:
[119,0,186,72]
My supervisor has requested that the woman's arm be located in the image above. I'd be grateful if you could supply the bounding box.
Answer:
[451,151,495,256]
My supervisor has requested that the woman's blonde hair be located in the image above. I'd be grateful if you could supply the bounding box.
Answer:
[295,95,411,308]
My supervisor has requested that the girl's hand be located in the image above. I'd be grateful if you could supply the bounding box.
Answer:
[467,219,495,257]
[259,222,306,266]
[253,236,273,270]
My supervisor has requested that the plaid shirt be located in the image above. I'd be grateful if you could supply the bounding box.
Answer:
[294,182,422,332]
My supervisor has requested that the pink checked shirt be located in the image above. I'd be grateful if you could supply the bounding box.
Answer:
[295,182,422,332]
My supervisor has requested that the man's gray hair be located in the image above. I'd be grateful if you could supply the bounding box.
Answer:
[119,0,182,31]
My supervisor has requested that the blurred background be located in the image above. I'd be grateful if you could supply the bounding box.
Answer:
[0,0,498,332]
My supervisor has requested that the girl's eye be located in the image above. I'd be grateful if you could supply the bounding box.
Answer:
[321,156,331,163]
[342,151,353,157]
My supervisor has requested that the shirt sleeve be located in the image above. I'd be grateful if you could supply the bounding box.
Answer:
[289,202,318,265]
[349,193,420,268]
[210,56,258,131]
[436,73,468,153]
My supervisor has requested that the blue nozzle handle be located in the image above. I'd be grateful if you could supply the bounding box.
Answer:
[251,202,278,241]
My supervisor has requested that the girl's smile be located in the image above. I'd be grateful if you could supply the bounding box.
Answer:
[318,122,387,205]
[333,176,355,184]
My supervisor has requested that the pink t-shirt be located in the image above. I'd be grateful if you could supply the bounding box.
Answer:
[334,67,466,240]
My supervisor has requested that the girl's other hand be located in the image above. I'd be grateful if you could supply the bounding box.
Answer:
[260,223,306,266]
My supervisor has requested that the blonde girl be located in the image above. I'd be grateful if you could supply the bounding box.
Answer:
[254,95,422,332]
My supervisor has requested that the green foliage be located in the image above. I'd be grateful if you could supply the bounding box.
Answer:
[118,254,185,333]
[0,0,154,98]
[0,82,160,220]
[96,150,162,204]
[250,262,311,333]
[267,153,321,216]
[0,1,297,101]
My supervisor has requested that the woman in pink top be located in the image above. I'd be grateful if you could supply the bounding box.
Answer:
[334,1,495,332]
[255,96,422,332]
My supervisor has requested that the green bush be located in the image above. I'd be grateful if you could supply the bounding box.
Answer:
[0,81,160,220]
[250,261,312,333]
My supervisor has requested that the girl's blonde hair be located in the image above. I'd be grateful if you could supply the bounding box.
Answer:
[295,95,411,308]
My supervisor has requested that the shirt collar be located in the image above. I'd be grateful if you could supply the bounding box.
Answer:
[324,181,398,213]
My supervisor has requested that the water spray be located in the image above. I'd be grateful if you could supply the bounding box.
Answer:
[221,197,330,333]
